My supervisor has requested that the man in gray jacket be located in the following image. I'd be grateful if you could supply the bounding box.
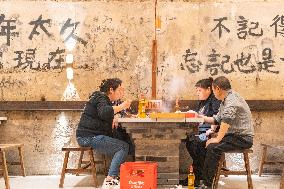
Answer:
[199,76,254,188]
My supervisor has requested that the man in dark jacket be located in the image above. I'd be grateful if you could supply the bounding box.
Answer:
[76,78,132,183]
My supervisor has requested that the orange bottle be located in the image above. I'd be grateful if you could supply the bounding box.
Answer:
[138,94,147,118]
[188,165,195,189]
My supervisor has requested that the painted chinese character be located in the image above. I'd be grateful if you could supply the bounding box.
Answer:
[270,15,284,37]
[29,15,52,40]
[42,47,65,70]
[181,49,202,73]
[206,49,221,76]
[211,17,230,38]
[14,48,40,70]
[257,48,279,74]
[237,16,263,40]
[234,52,256,74]
[0,14,19,46]
[60,18,87,46]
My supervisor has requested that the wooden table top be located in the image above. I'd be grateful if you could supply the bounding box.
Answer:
[118,117,204,123]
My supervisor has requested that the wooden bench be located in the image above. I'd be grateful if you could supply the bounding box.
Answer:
[0,143,26,189]
[59,146,107,188]
[213,148,253,189]
[258,144,284,177]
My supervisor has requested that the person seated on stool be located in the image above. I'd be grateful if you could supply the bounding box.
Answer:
[199,76,254,188]
[180,77,221,187]
[76,78,132,182]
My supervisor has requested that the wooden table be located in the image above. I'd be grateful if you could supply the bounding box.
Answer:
[118,117,203,186]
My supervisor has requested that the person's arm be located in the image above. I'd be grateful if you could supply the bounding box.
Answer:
[205,124,219,136]
[112,100,132,114]
[206,122,230,147]
[199,103,222,124]
[198,115,215,124]
[205,105,237,147]
[211,124,219,131]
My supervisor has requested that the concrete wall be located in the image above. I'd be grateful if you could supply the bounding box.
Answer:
[0,0,283,100]
[0,0,283,175]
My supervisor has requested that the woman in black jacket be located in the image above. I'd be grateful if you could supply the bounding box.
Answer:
[181,77,221,187]
[76,78,131,182]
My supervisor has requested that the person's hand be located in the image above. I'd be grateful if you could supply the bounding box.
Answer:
[121,99,132,110]
[198,114,206,119]
[112,114,119,129]
[206,129,214,136]
[131,114,138,118]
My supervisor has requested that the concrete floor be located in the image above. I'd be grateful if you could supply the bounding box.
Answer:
[0,174,281,189]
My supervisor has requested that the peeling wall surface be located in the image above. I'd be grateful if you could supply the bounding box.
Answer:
[0,0,284,175]
[0,0,283,100]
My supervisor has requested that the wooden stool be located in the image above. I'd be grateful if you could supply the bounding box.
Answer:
[213,149,253,189]
[258,144,284,177]
[77,150,107,176]
[59,146,107,188]
[0,144,26,189]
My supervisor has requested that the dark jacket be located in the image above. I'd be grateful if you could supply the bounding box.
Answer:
[76,91,114,138]
[196,93,221,133]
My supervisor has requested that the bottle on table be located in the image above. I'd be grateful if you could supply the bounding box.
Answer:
[138,94,147,118]
[174,97,180,112]
[188,165,195,189]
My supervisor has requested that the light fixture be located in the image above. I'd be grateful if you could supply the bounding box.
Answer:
[66,53,73,64]
[66,67,74,80]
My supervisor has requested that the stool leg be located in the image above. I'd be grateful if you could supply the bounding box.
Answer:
[18,146,26,177]
[222,158,228,177]
[59,151,70,188]
[76,150,84,176]
[1,150,10,189]
[213,154,225,189]
[88,150,98,187]
[244,152,253,189]
[280,168,284,189]
[102,154,107,176]
[258,145,267,177]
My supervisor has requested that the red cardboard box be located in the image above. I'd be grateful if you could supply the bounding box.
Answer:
[120,162,158,189]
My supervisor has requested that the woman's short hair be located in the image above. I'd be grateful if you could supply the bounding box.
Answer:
[212,76,231,90]
[99,78,122,94]
[195,77,214,90]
